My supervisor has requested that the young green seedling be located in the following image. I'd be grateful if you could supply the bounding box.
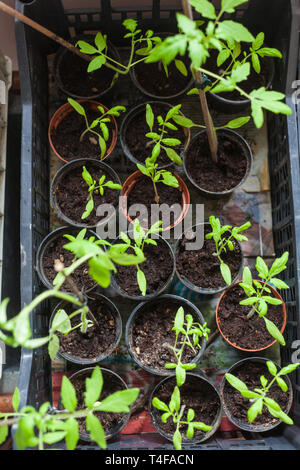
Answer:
[0,366,139,450]
[137,157,179,204]
[164,306,210,387]
[205,215,251,286]
[81,166,122,219]
[239,252,289,346]
[225,360,300,425]
[67,98,126,159]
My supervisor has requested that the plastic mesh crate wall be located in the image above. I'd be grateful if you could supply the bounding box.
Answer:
[13,0,300,448]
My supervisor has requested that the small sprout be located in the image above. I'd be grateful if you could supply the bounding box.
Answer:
[81,166,122,219]
[137,157,179,204]
[225,360,300,426]
[205,215,251,285]
[67,98,126,159]
[239,252,289,345]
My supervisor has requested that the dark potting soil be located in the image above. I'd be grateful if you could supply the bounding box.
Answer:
[125,103,186,166]
[114,239,173,297]
[58,40,116,98]
[153,375,220,440]
[42,234,95,292]
[57,296,118,360]
[66,370,126,438]
[218,284,284,350]
[206,50,269,102]
[176,225,242,290]
[185,132,248,192]
[133,56,191,97]
[127,175,182,229]
[130,301,202,371]
[223,361,290,427]
[51,106,114,161]
[54,162,119,226]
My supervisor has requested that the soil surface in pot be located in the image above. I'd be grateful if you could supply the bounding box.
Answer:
[114,239,173,297]
[58,39,116,97]
[125,103,186,167]
[130,301,202,371]
[127,175,182,229]
[54,162,119,226]
[153,375,220,440]
[133,56,191,97]
[51,106,114,161]
[176,225,242,290]
[42,234,95,292]
[57,296,118,360]
[218,283,284,350]
[67,370,126,437]
[223,361,290,427]
[206,50,269,102]
[185,132,248,192]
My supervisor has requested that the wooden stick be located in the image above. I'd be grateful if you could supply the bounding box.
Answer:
[0,1,90,62]
[182,0,218,163]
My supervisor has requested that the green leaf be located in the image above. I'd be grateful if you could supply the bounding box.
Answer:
[123,18,137,33]
[86,414,106,449]
[48,334,60,360]
[256,256,269,278]
[137,269,147,296]
[190,0,216,19]
[98,134,107,159]
[68,98,85,116]
[164,147,182,165]
[241,390,261,399]
[252,53,261,73]
[221,116,250,129]
[231,62,250,83]
[82,166,94,187]
[174,306,184,330]
[12,387,20,412]
[252,32,265,50]
[82,199,94,220]
[175,59,188,76]
[176,364,186,387]
[76,40,98,55]
[279,363,300,376]
[43,431,67,445]
[0,425,8,445]
[217,48,231,66]
[275,376,288,392]
[95,32,106,52]
[217,21,255,43]
[220,262,232,285]
[242,266,252,285]
[187,408,195,422]
[146,104,154,131]
[61,376,77,411]
[173,429,182,450]
[172,114,195,128]
[169,386,180,413]
[257,47,282,58]
[51,309,71,334]
[270,278,289,289]
[96,388,139,413]
[65,417,79,451]
[266,360,277,376]
[221,0,248,13]
[248,398,263,423]
[161,412,172,423]
[84,366,103,408]
[225,373,248,392]
[152,397,169,412]
[87,55,106,73]
[263,317,285,346]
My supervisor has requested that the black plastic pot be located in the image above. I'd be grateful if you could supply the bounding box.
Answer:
[57,367,130,442]
[183,128,253,198]
[50,158,121,229]
[130,33,194,101]
[49,292,122,365]
[220,357,294,433]
[149,371,222,445]
[120,101,191,170]
[175,222,244,296]
[53,34,120,100]
[125,294,207,375]
[36,226,101,293]
[111,234,175,301]
[207,58,275,114]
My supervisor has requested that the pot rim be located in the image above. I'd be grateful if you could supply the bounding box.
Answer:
[220,356,293,432]
[174,222,244,296]
[149,371,223,444]
[183,128,253,197]
[125,293,207,376]
[121,170,190,232]
[119,100,191,170]
[50,157,121,229]
[216,280,287,352]
[48,99,118,164]
[49,292,122,365]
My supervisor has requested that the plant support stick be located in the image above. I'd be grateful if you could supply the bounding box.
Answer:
[181,0,218,163]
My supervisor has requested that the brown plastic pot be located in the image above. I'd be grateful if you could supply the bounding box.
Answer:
[216,280,287,352]
[121,170,190,232]
[48,99,118,164]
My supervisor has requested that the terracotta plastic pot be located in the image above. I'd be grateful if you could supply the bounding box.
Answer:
[48,100,118,164]
[49,292,122,365]
[121,170,190,232]
[216,280,287,352]
[119,101,191,170]
[125,294,207,376]
[183,128,253,198]
[50,158,121,229]
[175,222,244,296]
[149,372,222,445]
[220,357,293,432]
[57,367,130,442]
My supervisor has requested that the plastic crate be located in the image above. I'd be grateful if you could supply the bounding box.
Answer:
[13,0,300,450]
